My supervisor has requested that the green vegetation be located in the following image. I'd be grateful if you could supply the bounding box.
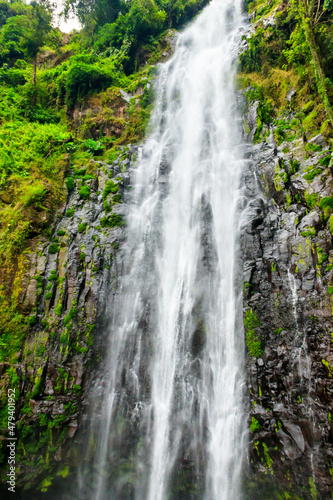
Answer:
[303,167,322,181]
[63,301,77,326]
[66,0,210,75]
[329,215,333,234]
[322,358,332,377]
[66,208,75,217]
[250,417,261,432]
[309,476,318,499]
[78,222,87,233]
[301,227,316,237]
[244,308,262,358]
[304,191,319,209]
[100,214,125,228]
[65,177,75,191]
[239,0,333,143]
[78,185,90,199]
[0,0,208,273]
[48,243,59,254]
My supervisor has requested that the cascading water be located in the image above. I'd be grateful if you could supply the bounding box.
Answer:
[82,1,247,499]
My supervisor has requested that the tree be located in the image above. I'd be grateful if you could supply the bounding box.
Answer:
[21,1,53,85]
[63,0,125,27]
[0,14,26,64]
[0,0,29,29]
[298,0,333,127]
[0,1,53,84]
[156,0,209,27]
[127,0,167,37]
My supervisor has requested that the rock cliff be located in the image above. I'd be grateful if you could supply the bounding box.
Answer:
[0,0,333,498]
[0,147,139,498]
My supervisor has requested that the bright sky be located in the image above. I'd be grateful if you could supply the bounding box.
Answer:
[52,0,82,32]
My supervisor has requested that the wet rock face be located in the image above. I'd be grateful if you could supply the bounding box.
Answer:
[0,146,139,493]
[242,104,333,497]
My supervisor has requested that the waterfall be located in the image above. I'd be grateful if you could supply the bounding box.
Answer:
[83,1,247,499]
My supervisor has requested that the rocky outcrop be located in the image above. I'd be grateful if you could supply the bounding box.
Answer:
[242,99,333,498]
[0,146,139,497]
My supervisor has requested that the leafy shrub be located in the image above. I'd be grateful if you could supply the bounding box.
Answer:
[54,300,62,316]
[65,177,75,191]
[83,139,104,156]
[63,302,77,326]
[304,167,322,181]
[74,168,86,178]
[23,185,48,209]
[48,270,58,281]
[113,193,122,204]
[240,26,288,73]
[103,180,119,199]
[305,143,322,152]
[283,24,310,68]
[100,214,125,228]
[290,160,300,174]
[59,332,69,344]
[0,121,69,186]
[274,119,292,145]
[48,243,59,254]
[78,222,87,233]
[66,142,77,153]
[250,417,261,432]
[319,154,332,168]
[83,173,95,181]
[304,191,318,209]
[27,315,37,326]
[66,208,75,217]
[57,229,65,236]
[0,67,26,86]
[78,185,91,199]
[72,384,82,394]
[65,62,113,108]
[319,196,333,209]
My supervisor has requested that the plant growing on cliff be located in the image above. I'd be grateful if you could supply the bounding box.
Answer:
[48,243,59,254]
[297,0,333,127]
[83,139,104,155]
[244,309,262,358]
[65,62,113,108]
[78,222,87,233]
[250,417,261,432]
[66,208,75,217]
[78,185,91,200]
[100,214,125,228]
[65,177,75,191]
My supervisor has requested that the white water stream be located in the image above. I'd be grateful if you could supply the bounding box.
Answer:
[86,1,246,499]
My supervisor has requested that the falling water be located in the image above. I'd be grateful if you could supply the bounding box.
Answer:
[84,1,246,499]
[287,270,311,381]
